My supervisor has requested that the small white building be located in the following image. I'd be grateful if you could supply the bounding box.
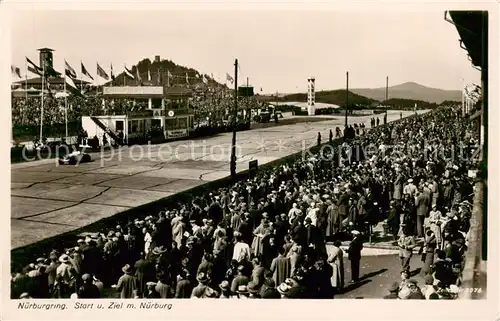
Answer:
[81,86,195,145]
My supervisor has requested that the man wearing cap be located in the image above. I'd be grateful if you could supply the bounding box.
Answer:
[77,274,100,298]
[218,280,232,298]
[415,189,430,238]
[114,264,138,299]
[230,265,249,294]
[347,230,363,283]
[45,251,59,293]
[398,227,416,273]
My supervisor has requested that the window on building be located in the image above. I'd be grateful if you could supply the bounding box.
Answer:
[131,120,139,133]
[116,120,124,131]
[165,117,187,130]
[152,98,162,109]
[152,119,161,128]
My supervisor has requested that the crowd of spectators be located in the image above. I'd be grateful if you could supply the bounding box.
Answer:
[11,105,480,300]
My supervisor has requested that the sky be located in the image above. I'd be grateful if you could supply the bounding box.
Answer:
[10,9,481,94]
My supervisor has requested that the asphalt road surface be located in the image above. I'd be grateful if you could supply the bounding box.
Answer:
[335,248,425,299]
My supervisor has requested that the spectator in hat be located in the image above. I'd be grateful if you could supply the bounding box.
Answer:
[398,227,415,273]
[114,264,137,299]
[415,189,430,237]
[383,282,400,299]
[421,229,437,275]
[77,274,100,298]
[347,230,363,283]
[250,258,265,290]
[191,272,217,298]
[56,254,76,298]
[236,285,250,299]
[251,216,272,258]
[230,265,249,294]
[327,239,344,293]
[156,273,173,298]
[45,251,59,292]
[218,280,232,298]
[145,281,161,298]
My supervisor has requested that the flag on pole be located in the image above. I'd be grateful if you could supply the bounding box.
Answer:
[26,57,43,75]
[167,70,172,87]
[64,60,77,78]
[65,74,83,96]
[136,67,142,83]
[43,63,61,78]
[97,63,109,80]
[11,65,22,78]
[110,64,115,80]
[124,65,135,79]
[81,62,94,80]
[226,73,234,84]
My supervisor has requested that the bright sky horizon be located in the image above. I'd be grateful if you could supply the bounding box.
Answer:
[11,9,480,93]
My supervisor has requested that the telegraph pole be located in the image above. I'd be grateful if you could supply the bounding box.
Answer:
[230,59,238,177]
[385,76,389,123]
[345,71,349,128]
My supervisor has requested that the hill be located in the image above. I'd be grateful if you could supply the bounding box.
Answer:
[108,58,225,89]
[350,82,461,104]
[383,98,438,110]
[281,90,377,107]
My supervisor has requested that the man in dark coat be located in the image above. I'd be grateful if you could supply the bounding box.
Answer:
[134,252,155,297]
[77,274,100,298]
[387,201,400,239]
[347,230,363,283]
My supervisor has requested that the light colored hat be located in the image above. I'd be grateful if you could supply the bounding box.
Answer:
[236,285,249,294]
[59,254,69,263]
[408,179,413,183]
[351,230,360,235]
[277,283,291,295]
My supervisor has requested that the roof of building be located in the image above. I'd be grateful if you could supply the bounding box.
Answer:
[449,11,487,68]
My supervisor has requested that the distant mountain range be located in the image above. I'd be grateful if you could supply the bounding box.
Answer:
[106,55,460,105]
[350,82,462,104]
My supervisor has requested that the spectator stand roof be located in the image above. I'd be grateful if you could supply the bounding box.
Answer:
[448,11,487,69]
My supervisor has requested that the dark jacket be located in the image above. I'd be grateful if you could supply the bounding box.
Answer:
[347,236,363,261]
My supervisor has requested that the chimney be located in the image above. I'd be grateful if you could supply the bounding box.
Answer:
[155,55,160,63]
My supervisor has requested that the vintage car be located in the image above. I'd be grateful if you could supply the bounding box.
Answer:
[58,150,92,165]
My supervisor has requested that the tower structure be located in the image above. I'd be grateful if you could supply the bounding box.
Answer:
[38,48,54,70]
[307,77,316,116]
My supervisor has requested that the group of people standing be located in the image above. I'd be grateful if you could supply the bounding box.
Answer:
[11,105,478,300]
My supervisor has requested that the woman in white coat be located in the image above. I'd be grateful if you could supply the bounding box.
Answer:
[327,240,345,293]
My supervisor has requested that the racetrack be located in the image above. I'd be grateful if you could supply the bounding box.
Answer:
[11,110,425,249]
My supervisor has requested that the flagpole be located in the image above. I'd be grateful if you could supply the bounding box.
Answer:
[24,61,28,124]
[40,64,45,143]
[167,69,170,87]
[64,70,68,141]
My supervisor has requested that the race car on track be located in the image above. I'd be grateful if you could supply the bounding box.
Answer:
[58,150,92,165]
